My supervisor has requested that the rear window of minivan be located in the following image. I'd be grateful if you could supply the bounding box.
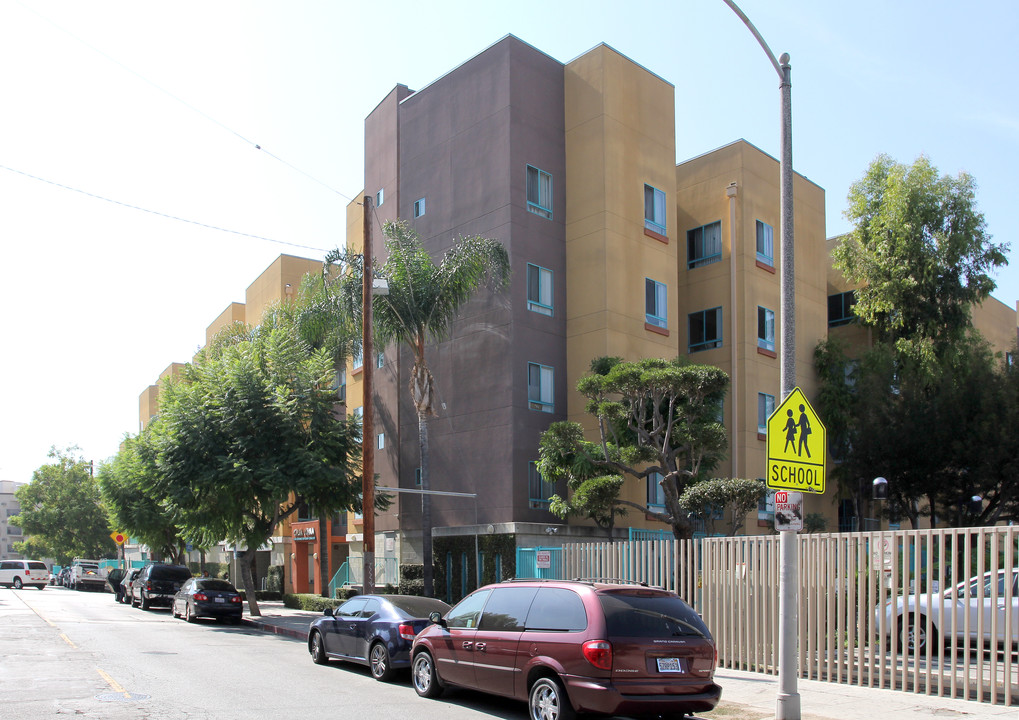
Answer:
[599,592,710,638]
[150,566,192,582]
[28,562,47,571]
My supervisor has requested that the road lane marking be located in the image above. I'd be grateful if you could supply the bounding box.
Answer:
[96,667,131,699]
[59,633,78,649]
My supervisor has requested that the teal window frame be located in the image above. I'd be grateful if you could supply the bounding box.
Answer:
[528,461,554,507]
[756,220,774,266]
[528,362,554,413]
[646,471,666,509]
[828,291,856,327]
[687,221,722,269]
[644,184,666,235]
[688,307,723,352]
[526,165,553,219]
[414,197,425,217]
[757,306,775,351]
[527,263,553,316]
[758,392,775,434]
[645,278,668,329]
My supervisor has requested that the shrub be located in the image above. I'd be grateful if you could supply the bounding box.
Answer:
[284,593,343,611]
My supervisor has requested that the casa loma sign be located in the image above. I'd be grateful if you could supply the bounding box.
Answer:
[292,526,316,540]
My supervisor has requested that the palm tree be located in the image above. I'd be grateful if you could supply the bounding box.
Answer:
[334,220,510,596]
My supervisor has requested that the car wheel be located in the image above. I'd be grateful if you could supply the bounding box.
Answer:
[310,631,329,665]
[899,613,938,655]
[529,676,575,720]
[171,602,179,619]
[370,642,395,682]
[13,578,23,590]
[140,594,150,611]
[411,651,443,698]
[185,603,195,623]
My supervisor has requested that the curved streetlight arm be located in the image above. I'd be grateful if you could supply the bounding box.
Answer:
[721,0,786,80]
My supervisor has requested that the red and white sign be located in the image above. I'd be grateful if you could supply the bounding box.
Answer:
[535,550,551,569]
[773,491,803,532]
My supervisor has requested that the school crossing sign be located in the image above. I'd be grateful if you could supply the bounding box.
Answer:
[766,387,826,494]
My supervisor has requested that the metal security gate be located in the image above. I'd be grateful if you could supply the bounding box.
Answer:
[516,546,562,579]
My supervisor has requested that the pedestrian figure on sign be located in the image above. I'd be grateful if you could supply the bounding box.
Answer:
[797,404,812,458]
[783,409,797,453]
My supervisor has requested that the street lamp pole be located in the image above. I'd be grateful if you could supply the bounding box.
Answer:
[362,195,375,595]
[721,3,798,718]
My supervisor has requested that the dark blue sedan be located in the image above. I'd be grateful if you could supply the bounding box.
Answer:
[308,594,450,681]
[171,577,244,624]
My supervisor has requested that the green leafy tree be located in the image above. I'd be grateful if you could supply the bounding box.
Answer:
[678,477,766,536]
[832,154,1008,371]
[538,357,729,540]
[98,426,190,563]
[12,447,116,563]
[331,220,510,597]
[151,323,363,616]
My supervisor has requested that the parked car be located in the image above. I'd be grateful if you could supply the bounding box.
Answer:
[0,560,49,590]
[411,579,720,719]
[172,577,244,624]
[308,594,450,681]
[131,564,192,610]
[69,560,106,591]
[120,568,142,604]
[875,567,1019,654]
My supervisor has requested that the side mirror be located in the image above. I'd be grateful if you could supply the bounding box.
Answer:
[428,611,446,627]
[323,607,334,617]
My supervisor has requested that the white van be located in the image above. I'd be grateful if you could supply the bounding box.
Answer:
[0,560,49,590]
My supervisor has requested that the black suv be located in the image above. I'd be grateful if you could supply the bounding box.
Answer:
[131,564,192,610]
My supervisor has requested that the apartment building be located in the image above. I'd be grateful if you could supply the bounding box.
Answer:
[0,480,26,560]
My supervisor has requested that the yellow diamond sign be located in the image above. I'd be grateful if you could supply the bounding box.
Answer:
[767,387,825,494]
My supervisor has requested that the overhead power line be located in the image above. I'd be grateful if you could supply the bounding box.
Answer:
[1,164,333,254]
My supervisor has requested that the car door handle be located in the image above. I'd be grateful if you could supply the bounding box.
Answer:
[462,641,474,650]
[475,642,487,652]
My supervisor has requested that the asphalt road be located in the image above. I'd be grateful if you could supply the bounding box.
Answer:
[0,585,545,720]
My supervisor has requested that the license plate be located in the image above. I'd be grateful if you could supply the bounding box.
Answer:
[656,658,684,673]
[214,597,225,603]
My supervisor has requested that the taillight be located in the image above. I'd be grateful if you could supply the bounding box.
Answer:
[194,592,208,602]
[399,623,416,641]
[582,640,612,670]
[230,595,242,604]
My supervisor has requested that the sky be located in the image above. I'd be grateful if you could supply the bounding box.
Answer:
[1,0,1017,485]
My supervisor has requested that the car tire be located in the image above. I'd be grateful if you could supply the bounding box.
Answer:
[899,613,938,655]
[529,676,575,720]
[171,602,179,619]
[412,651,443,698]
[370,642,395,682]
[310,631,329,665]
[13,578,23,590]
[140,594,150,611]
[185,603,195,623]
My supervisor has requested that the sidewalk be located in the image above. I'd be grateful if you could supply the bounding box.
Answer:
[242,602,1015,720]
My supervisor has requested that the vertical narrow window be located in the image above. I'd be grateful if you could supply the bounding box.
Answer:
[414,197,425,218]
[756,220,774,266]
[415,467,422,486]
[645,278,668,328]
[688,307,723,352]
[646,471,666,509]
[758,393,775,434]
[377,433,385,450]
[529,462,554,507]
[526,165,553,219]
[352,349,363,371]
[644,184,666,235]
[757,306,775,352]
[336,368,346,403]
[687,221,722,269]
[526,263,553,316]
[376,351,385,369]
[376,188,384,207]
[527,362,554,412]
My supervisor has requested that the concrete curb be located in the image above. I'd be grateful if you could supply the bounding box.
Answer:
[243,618,309,642]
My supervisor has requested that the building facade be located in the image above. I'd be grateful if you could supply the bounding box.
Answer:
[0,480,26,560]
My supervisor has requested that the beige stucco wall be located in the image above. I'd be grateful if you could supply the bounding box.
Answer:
[206,302,247,346]
[244,255,323,327]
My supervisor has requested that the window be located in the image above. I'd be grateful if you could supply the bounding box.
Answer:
[758,393,775,435]
[525,588,588,631]
[828,291,856,327]
[377,433,385,450]
[352,406,363,420]
[756,220,774,265]
[1008,352,1015,369]
[414,197,425,218]
[644,184,666,235]
[646,471,666,509]
[414,467,422,486]
[528,362,554,412]
[375,188,384,207]
[529,462,554,508]
[446,588,491,629]
[526,165,552,219]
[336,368,346,403]
[352,349,363,371]
[645,278,667,329]
[757,306,775,352]
[527,263,553,316]
[376,351,385,369]
[688,307,722,352]
[687,221,722,269]
[480,587,538,631]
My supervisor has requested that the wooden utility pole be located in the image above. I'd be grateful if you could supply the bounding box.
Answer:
[361,195,375,595]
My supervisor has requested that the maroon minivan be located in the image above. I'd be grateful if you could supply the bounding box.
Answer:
[410,579,720,720]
